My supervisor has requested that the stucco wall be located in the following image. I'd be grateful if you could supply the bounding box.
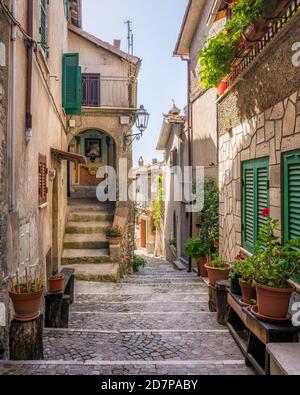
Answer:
[0,0,9,359]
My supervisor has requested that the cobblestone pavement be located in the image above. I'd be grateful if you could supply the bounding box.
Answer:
[0,254,254,375]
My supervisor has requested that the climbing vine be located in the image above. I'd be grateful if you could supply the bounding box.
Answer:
[198,0,275,88]
[152,176,164,228]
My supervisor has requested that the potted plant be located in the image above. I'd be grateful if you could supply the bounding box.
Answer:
[229,251,246,295]
[105,225,123,245]
[9,269,44,322]
[184,236,211,277]
[205,256,230,287]
[252,209,300,320]
[48,269,64,294]
[238,257,257,305]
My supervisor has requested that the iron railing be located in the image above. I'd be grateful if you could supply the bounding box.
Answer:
[82,75,137,108]
[227,0,300,89]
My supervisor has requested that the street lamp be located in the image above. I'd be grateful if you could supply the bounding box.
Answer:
[123,105,150,149]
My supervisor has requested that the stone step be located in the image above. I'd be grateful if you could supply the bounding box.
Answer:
[69,312,223,331]
[70,300,210,313]
[0,360,254,376]
[63,263,120,282]
[68,212,114,223]
[40,329,244,363]
[70,186,98,199]
[122,277,204,284]
[61,249,111,265]
[64,234,109,250]
[65,221,110,234]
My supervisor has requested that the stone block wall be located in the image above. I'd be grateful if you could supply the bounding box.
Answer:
[219,91,300,262]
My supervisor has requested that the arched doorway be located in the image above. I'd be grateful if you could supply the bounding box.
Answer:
[68,129,116,199]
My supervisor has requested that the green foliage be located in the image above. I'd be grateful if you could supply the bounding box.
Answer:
[198,0,275,88]
[252,217,300,288]
[105,226,122,238]
[210,257,228,269]
[153,176,164,228]
[230,256,257,283]
[184,236,211,259]
[168,238,177,247]
[132,255,146,273]
[202,177,219,244]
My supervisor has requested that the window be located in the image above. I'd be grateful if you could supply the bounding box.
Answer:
[283,150,300,243]
[40,0,49,57]
[62,53,82,115]
[82,74,100,107]
[242,158,269,253]
[38,154,48,206]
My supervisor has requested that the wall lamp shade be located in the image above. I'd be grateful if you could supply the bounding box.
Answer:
[135,105,150,134]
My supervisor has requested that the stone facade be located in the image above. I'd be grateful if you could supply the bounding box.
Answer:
[219,91,300,262]
[218,12,300,263]
[0,0,9,358]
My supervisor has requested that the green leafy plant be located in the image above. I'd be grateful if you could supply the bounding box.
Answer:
[209,257,229,270]
[234,256,257,283]
[198,0,275,88]
[132,255,146,273]
[184,236,211,259]
[252,210,300,288]
[105,226,122,238]
[168,238,177,247]
[152,176,164,228]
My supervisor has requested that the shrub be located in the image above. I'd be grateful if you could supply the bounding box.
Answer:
[209,257,228,269]
[105,226,122,238]
[133,255,146,273]
[184,236,211,259]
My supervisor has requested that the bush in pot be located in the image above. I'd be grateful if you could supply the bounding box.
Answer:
[9,269,44,322]
[229,251,246,295]
[252,210,300,320]
[105,226,123,245]
[205,256,230,287]
[235,257,257,305]
[48,269,64,294]
[184,236,211,277]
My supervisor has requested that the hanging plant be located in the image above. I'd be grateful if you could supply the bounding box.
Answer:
[198,0,275,89]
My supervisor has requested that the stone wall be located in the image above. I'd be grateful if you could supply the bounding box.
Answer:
[219,90,300,262]
[0,0,9,358]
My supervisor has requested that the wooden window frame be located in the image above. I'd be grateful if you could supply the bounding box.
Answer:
[242,157,269,253]
[40,0,49,58]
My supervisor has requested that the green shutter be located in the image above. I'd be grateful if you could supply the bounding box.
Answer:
[40,0,48,57]
[283,150,300,243]
[65,0,69,19]
[62,53,82,115]
[242,158,269,253]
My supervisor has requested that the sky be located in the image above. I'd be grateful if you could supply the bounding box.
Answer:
[82,0,188,166]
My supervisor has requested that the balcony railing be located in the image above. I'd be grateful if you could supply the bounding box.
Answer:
[82,75,137,109]
[227,0,300,89]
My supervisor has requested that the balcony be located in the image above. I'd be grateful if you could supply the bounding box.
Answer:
[81,74,137,109]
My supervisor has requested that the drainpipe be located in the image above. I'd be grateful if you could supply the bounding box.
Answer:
[181,56,193,273]
[8,0,17,212]
[25,0,33,143]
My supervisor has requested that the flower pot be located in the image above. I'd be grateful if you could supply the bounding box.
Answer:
[106,236,122,245]
[197,257,208,278]
[239,280,256,305]
[217,79,227,95]
[205,264,230,287]
[9,288,44,322]
[48,276,64,293]
[213,240,219,249]
[256,284,294,319]
[230,275,242,295]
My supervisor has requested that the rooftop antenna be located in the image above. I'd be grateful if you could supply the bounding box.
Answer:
[124,20,134,56]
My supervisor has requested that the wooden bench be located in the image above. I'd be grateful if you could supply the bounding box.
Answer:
[44,268,75,329]
[266,343,300,375]
[227,291,300,375]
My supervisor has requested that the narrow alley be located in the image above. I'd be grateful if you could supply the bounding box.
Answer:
[0,255,253,375]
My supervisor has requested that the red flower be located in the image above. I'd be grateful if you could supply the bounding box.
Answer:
[262,208,270,218]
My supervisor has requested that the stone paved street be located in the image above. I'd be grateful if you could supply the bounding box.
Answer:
[0,255,254,375]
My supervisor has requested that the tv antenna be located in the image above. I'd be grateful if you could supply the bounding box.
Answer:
[124,20,134,56]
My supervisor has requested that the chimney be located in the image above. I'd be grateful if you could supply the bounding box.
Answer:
[113,40,121,50]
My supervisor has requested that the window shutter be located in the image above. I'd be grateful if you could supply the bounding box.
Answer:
[283,150,300,243]
[40,0,49,57]
[62,53,82,115]
[65,0,69,19]
[242,158,269,253]
[39,154,48,206]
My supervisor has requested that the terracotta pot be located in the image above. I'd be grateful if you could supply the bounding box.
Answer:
[239,281,256,305]
[9,288,44,322]
[48,276,64,293]
[205,264,230,287]
[107,236,122,245]
[197,257,208,277]
[256,284,294,319]
[217,79,228,95]
[230,275,242,295]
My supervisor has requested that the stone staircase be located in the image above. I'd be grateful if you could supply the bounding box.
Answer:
[62,199,120,282]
